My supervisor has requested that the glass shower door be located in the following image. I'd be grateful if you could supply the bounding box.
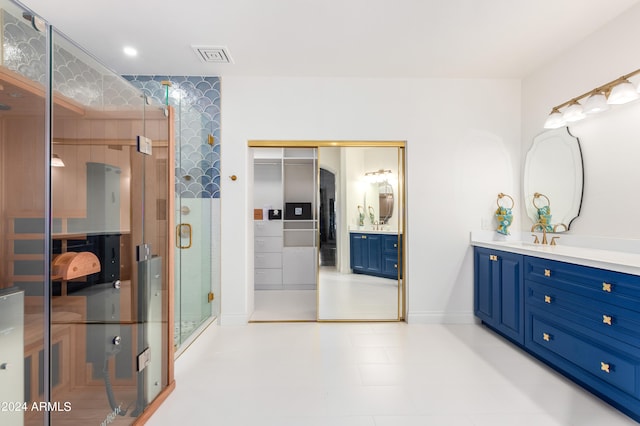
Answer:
[172,86,216,351]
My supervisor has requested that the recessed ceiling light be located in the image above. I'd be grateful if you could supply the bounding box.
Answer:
[123,46,138,57]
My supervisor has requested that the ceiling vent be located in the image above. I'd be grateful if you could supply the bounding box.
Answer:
[192,46,233,64]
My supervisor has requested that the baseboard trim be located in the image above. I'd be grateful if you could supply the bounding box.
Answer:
[220,313,249,326]
[406,311,475,324]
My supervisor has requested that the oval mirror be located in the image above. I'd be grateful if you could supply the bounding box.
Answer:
[378,180,394,224]
[523,127,584,232]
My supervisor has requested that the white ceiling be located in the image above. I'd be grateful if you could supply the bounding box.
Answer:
[19,0,640,79]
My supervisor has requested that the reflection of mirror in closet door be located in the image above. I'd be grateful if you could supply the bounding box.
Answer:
[317,146,403,321]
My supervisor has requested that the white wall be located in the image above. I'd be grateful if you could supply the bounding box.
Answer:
[522,3,640,239]
[221,77,521,324]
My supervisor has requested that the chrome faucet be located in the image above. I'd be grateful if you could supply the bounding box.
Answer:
[531,222,548,244]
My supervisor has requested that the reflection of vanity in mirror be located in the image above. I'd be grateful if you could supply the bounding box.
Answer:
[320,145,403,321]
[523,127,584,233]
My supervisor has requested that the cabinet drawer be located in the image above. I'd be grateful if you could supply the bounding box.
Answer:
[382,255,400,278]
[255,252,282,269]
[526,281,640,349]
[529,313,640,398]
[255,236,283,253]
[255,268,282,285]
[255,220,283,237]
[382,235,400,253]
[524,256,640,311]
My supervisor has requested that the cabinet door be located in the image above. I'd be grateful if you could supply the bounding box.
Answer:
[350,233,367,271]
[497,253,524,344]
[364,234,382,274]
[474,247,524,344]
[282,247,316,287]
[474,248,495,324]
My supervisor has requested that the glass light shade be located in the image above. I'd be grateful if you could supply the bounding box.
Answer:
[607,81,639,105]
[583,92,610,114]
[543,110,566,129]
[562,102,586,122]
[51,153,65,167]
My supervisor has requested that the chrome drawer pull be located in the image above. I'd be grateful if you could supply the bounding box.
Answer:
[602,282,612,293]
[601,362,611,374]
[544,269,551,277]
[543,333,551,342]
[602,315,613,326]
[544,295,552,304]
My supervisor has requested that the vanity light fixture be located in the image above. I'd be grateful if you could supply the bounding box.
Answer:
[607,78,639,105]
[543,108,565,129]
[364,169,392,183]
[543,67,640,129]
[562,101,585,122]
[582,91,610,114]
[51,153,65,167]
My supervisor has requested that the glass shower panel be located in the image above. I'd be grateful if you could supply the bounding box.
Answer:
[0,2,48,424]
[170,85,215,349]
[140,100,171,405]
[49,28,169,425]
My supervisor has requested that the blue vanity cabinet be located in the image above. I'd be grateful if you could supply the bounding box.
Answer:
[474,247,524,344]
[474,246,640,422]
[350,232,381,274]
[350,232,401,279]
[523,257,640,422]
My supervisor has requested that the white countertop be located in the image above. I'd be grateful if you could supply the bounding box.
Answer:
[470,230,640,276]
[349,228,400,235]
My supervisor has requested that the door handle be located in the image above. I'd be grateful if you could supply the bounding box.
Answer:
[176,223,192,249]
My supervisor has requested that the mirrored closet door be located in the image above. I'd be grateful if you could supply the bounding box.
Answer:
[250,142,405,322]
[317,145,404,321]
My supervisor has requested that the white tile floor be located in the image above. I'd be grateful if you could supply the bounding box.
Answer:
[318,267,399,320]
[147,322,639,426]
[251,290,317,321]
[251,267,399,321]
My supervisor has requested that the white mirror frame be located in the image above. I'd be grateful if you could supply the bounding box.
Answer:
[523,127,584,232]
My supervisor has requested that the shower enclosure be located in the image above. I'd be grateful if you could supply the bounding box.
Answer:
[124,76,221,353]
[171,81,220,351]
[0,1,174,424]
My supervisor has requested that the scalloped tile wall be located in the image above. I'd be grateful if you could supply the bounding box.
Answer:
[3,9,144,108]
[125,76,221,198]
